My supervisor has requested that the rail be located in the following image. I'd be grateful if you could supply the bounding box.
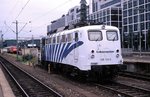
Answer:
[0,56,63,97]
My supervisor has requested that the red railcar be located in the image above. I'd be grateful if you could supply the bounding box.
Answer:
[7,46,17,54]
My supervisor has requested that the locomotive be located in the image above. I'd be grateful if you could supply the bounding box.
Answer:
[41,25,123,81]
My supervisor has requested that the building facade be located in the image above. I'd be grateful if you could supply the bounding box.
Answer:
[47,0,150,50]
[67,6,81,25]
[88,0,122,44]
[122,0,150,50]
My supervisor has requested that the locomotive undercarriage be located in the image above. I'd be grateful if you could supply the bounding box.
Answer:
[89,65,119,82]
[41,60,119,82]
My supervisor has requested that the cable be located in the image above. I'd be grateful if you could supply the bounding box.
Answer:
[2,0,31,36]
[0,0,19,32]
[31,0,75,32]
[32,0,73,22]
[15,0,31,20]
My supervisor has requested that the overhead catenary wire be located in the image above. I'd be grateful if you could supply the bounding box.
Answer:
[0,0,19,32]
[1,0,31,36]
[15,0,31,20]
[3,0,73,35]
[31,0,73,22]
[31,0,75,32]
[1,0,78,39]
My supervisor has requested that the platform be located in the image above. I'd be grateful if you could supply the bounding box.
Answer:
[0,68,15,97]
[123,55,150,64]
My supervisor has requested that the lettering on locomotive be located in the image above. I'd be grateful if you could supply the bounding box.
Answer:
[96,50,114,53]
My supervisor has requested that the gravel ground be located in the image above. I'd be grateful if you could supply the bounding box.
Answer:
[1,53,118,97]
[117,76,150,90]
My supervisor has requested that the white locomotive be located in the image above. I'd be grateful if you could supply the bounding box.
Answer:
[41,25,123,81]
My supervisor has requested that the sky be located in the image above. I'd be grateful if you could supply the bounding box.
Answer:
[0,0,89,40]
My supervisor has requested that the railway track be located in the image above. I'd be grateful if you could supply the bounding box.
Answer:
[0,56,63,97]
[95,81,150,97]
[119,71,150,81]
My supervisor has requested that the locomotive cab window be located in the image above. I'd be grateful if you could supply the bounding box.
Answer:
[57,36,60,43]
[67,33,72,42]
[106,31,118,41]
[88,30,102,41]
[61,35,66,43]
[53,37,56,43]
[75,32,78,42]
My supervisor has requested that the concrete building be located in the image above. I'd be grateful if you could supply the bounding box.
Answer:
[67,6,81,25]
[88,0,122,28]
[47,0,150,51]
[122,0,150,50]
[47,0,89,34]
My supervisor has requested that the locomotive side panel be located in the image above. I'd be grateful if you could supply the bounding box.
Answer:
[41,25,123,81]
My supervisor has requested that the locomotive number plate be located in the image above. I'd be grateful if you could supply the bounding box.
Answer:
[100,58,111,61]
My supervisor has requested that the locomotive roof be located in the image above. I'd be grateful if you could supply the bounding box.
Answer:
[44,25,119,38]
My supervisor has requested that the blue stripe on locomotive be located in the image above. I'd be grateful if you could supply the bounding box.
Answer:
[44,41,83,62]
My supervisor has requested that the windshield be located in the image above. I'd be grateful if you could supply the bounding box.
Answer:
[88,30,102,41]
[106,31,118,41]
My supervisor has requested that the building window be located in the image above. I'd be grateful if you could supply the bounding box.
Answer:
[119,16,122,21]
[128,1,132,8]
[99,11,102,17]
[124,26,127,32]
[123,2,127,9]
[100,18,103,23]
[97,13,99,18]
[129,25,133,32]
[146,22,150,29]
[103,10,106,16]
[112,22,118,27]
[103,17,106,22]
[128,9,132,16]
[107,22,110,25]
[111,15,118,21]
[145,0,150,3]
[123,10,127,17]
[111,9,118,14]
[107,16,110,21]
[133,0,138,6]
[140,14,144,21]
[146,4,150,11]
[139,5,145,13]
[107,8,110,14]
[139,0,144,5]
[140,23,145,30]
[134,16,138,23]
[96,2,98,11]
[134,24,138,31]
[123,18,127,25]
[129,17,132,24]
[146,13,150,21]
[133,8,138,15]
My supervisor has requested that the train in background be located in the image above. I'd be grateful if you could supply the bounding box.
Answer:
[6,46,17,54]
[41,25,123,81]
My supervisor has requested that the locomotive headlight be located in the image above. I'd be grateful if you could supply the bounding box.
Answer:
[116,54,119,58]
[91,50,94,53]
[91,54,95,59]
[116,49,119,53]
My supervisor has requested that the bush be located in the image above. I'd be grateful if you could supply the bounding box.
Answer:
[22,54,33,61]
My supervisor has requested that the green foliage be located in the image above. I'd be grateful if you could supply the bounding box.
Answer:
[22,54,33,61]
